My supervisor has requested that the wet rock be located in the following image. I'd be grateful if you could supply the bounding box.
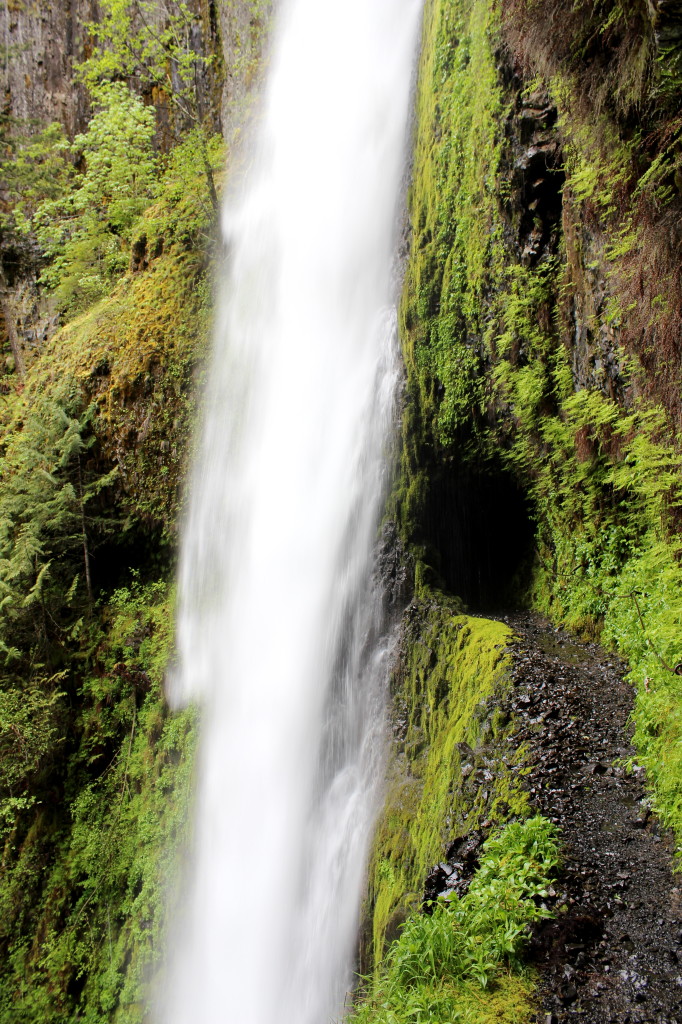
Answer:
[455,740,475,761]
[423,863,450,908]
[632,807,650,828]
[423,829,484,908]
[497,612,682,1024]
[131,234,149,273]
[559,980,578,1005]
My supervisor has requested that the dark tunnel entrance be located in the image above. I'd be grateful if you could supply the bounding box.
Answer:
[422,464,535,612]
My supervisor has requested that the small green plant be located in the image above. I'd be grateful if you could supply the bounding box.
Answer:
[0,120,73,236]
[78,0,215,130]
[78,0,222,211]
[0,680,66,843]
[354,817,560,1024]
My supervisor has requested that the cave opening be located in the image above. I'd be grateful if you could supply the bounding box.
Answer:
[422,463,535,612]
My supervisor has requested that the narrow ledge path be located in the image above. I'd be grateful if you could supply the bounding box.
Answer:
[500,612,682,1024]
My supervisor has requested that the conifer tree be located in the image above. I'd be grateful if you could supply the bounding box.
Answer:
[0,381,117,665]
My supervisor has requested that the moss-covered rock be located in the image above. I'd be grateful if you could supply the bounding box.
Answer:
[366,591,530,968]
[396,0,682,847]
[0,576,196,1024]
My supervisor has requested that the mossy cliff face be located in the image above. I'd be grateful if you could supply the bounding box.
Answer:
[0,190,210,1023]
[393,0,682,851]
[359,0,682,1013]
[0,3,269,1019]
[366,598,528,967]
[0,580,195,1024]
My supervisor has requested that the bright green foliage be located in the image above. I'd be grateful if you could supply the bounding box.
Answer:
[0,120,74,236]
[76,0,223,217]
[400,0,682,848]
[41,214,215,536]
[0,683,65,841]
[69,84,157,228]
[78,0,215,126]
[400,0,558,457]
[0,378,118,858]
[0,381,117,663]
[526,394,682,835]
[367,599,529,969]
[402,0,504,450]
[0,576,196,1024]
[353,817,559,1024]
[143,126,225,244]
[1,0,225,325]
[34,84,158,313]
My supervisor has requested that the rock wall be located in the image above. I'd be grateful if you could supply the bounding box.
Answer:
[1,0,95,135]
[373,2,682,975]
[218,0,271,138]
[0,0,231,136]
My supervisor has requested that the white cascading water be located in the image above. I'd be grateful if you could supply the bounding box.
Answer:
[161,1,422,1022]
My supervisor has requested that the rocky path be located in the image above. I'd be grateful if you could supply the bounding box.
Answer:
[500,612,682,1024]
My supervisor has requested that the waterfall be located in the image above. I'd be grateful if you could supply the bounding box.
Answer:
[161,1,423,1021]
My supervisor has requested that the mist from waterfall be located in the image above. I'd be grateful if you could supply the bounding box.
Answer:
[161,1,423,1021]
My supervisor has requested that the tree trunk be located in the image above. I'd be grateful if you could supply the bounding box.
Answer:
[0,264,26,381]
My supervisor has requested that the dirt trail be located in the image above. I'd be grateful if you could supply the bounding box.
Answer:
[501,612,682,1024]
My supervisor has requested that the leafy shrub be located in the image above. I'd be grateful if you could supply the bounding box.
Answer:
[34,84,158,313]
[353,817,560,1023]
[0,121,74,237]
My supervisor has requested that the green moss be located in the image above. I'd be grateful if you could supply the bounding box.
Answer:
[401,0,505,452]
[21,180,215,538]
[0,146,216,1020]
[398,0,682,851]
[357,817,560,1024]
[0,576,195,1024]
[367,592,529,968]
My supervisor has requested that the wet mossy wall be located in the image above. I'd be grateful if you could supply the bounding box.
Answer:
[358,2,682,1013]
[366,597,529,968]
[1,581,195,1024]
[390,0,682,866]
[0,179,211,1022]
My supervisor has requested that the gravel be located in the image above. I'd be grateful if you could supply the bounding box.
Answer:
[500,612,682,1024]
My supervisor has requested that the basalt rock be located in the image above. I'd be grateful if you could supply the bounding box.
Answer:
[423,829,485,909]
